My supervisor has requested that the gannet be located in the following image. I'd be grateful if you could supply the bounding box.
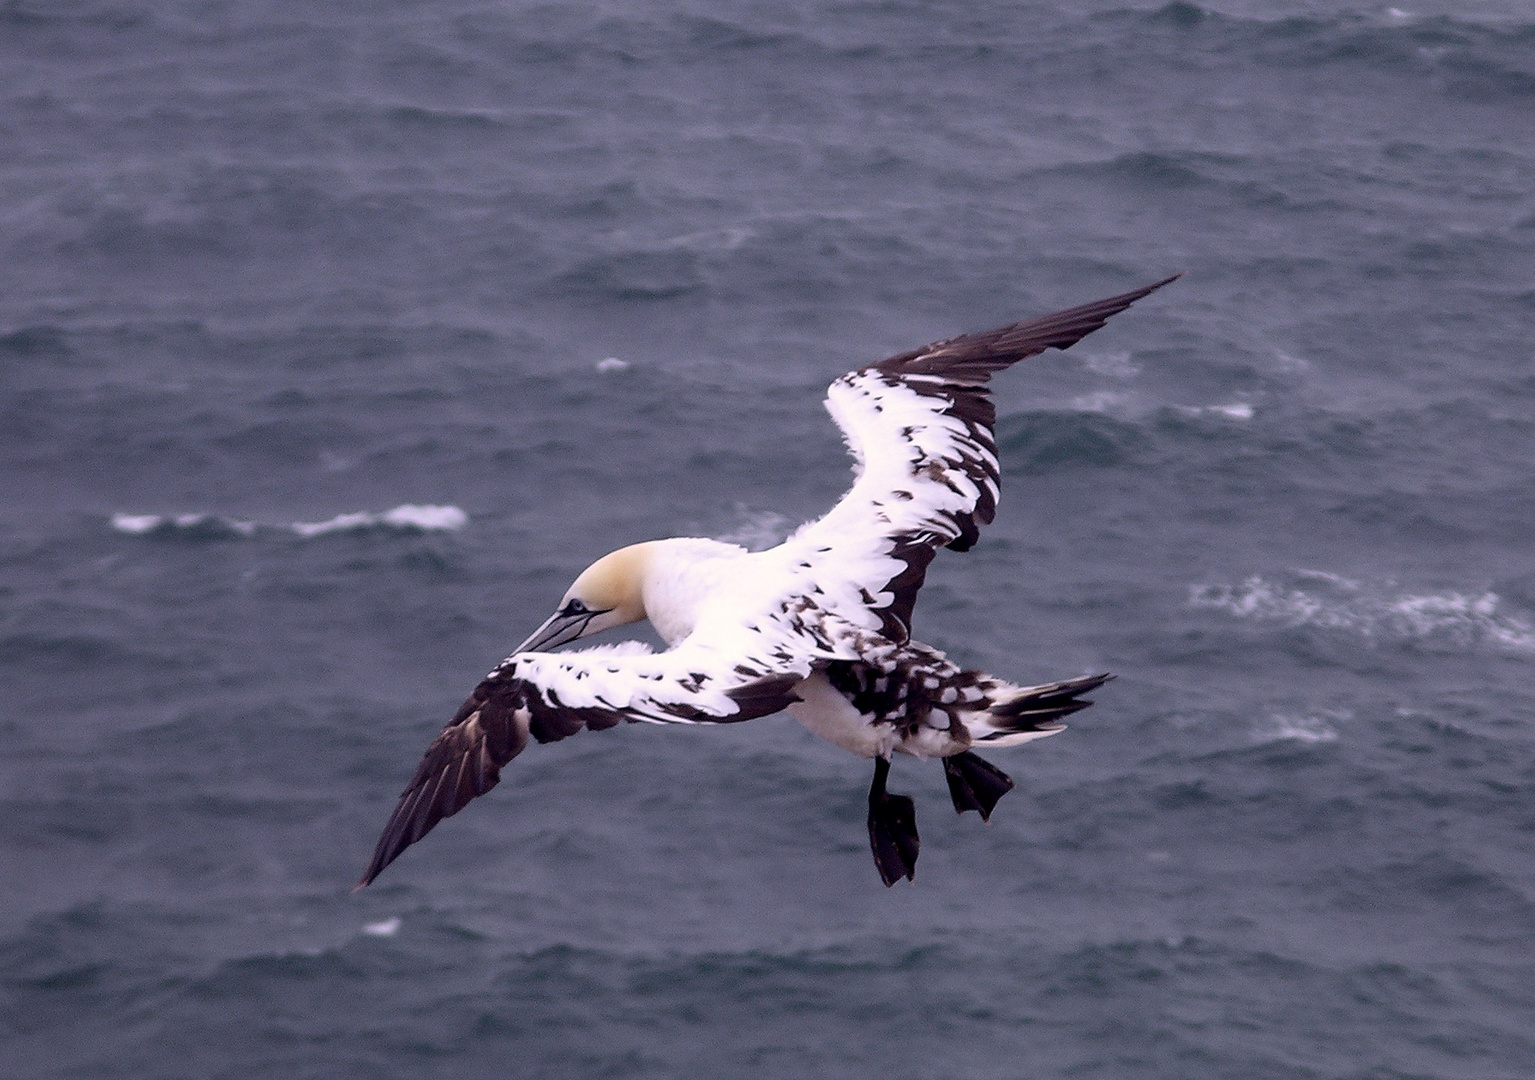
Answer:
[357,275,1178,888]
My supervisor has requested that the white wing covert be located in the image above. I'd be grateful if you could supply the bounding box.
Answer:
[784,275,1181,644]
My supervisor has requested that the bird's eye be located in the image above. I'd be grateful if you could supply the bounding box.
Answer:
[563,599,588,616]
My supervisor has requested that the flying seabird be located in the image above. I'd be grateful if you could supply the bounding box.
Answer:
[357,274,1179,888]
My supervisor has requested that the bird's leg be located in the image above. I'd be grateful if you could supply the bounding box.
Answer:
[942,750,1015,822]
[867,755,919,886]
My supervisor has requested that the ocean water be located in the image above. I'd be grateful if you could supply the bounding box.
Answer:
[3,1,1534,1077]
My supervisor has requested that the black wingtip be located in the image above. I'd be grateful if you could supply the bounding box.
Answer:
[876,272,1182,379]
[354,845,394,890]
[1143,272,1185,298]
[1031,272,1183,354]
[354,834,402,891]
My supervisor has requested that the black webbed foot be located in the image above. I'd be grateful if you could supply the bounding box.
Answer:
[943,751,1015,822]
[867,756,919,886]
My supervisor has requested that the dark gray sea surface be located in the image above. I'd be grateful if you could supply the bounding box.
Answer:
[3,0,1534,1077]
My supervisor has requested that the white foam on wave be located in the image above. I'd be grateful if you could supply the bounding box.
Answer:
[1189,571,1535,652]
[1208,402,1254,420]
[1067,393,1253,420]
[111,513,257,536]
[1271,349,1309,373]
[111,514,163,534]
[714,506,793,551]
[362,916,401,937]
[290,512,377,538]
[1172,401,1254,420]
[1079,350,1138,378]
[386,504,466,530]
[1256,709,1348,745]
[291,504,469,537]
[1070,390,1134,413]
[658,224,755,252]
[112,504,468,539]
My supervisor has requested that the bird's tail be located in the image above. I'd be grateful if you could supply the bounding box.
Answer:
[966,672,1114,746]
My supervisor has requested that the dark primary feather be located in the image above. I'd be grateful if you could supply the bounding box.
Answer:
[356,665,800,888]
[875,274,1183,383]
[839,274,1181,642]
[355,669,527,889]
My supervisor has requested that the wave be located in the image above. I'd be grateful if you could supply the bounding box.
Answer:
[109,513,256,539]
[1189,571,1535,652]
[552,249,707,303]
[1066,392,1255,421]
[1175,401,1254,421]
[1077,5,1535,110]
[289,504,468,537]
[1254,709,1349,745]
[110,504,468,539]
[713,506,794,551]
[996,411,1147,474]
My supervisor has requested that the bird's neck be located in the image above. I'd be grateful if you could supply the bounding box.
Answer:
[639,537,748,646]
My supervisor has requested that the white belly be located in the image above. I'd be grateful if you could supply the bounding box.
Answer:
[786,672,897,758]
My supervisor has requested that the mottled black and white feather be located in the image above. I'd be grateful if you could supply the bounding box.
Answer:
[357,275,1177,888]
[782,274,1180,644]
[358,641,806,887]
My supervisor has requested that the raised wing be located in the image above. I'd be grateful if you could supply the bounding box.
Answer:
[356,641,805,887]
[784,275,1179,643]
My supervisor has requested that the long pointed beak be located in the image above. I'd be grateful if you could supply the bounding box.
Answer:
[513,610,598,654]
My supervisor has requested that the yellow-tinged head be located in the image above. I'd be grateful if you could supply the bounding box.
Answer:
[513,542,657,653]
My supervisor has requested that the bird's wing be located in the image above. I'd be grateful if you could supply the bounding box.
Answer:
[783,275,1179,643]
[356,638,807,887]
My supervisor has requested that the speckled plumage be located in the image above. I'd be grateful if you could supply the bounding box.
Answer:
[359,276,1176,888]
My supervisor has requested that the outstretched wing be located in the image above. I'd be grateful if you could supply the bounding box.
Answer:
[356,640,806,887]
[783,275,1179,643]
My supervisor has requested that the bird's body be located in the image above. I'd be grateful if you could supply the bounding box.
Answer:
[358,275,1177,888]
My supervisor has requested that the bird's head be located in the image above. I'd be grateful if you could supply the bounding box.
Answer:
[513,542,655,653]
